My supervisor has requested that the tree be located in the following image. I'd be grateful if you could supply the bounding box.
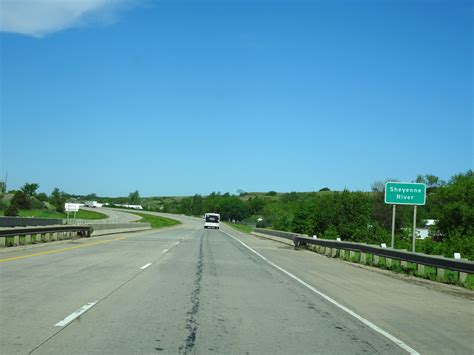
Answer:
[267,191,277,196]
[21,182,40,197]
[431,170,473,238]
[128,190,140,205]
[319,187,331,192]
[85,193,98,201]
[50,188,67,212]
[11,191,30,209]
[0,181,5,195]
[36,193,49,202]
[4,203,19,216]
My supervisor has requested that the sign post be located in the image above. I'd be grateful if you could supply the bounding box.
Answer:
[65,203,80,225]
[391,205,396,248]
[385,182,426,252]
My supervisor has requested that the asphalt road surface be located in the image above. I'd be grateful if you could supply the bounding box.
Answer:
[1,214,472,354]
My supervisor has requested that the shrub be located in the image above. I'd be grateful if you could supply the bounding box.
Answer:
[4,203,19,216]
[11,191,30,209]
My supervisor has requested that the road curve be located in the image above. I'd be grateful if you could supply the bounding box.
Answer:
[80,207,143,223]
[0,214,472,354]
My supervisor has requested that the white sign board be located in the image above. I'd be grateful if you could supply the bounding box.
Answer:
[65,203,80,212]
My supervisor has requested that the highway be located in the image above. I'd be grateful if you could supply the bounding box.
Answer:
[0,213,472,354]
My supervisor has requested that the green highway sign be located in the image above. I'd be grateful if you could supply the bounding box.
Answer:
[385,182,426,205]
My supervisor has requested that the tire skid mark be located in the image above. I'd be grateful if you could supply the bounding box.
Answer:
[180,232,204,354]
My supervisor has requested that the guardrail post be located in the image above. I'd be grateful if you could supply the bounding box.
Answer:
[13,235,20,246]
[459,272,467,284]
[417,264,425,275]
[386,258,392,267]
[50,232,57,241]
[339,249,345,259]
[25,234,31,244]
[44,233,50,242]
[436,268,445,281]
[373,255,379,266]
[0,237,6,247]
[360,252,366,264]
[331,248,337,257]
[349,250,355,260]
[325,247,332,256]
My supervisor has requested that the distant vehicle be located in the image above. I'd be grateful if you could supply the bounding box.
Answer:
[204,213,220,229]
[84,201,103,208]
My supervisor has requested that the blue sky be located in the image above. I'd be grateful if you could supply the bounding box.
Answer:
[1,0,472,196]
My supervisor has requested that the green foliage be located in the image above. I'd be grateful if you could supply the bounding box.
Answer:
[226,223,253,233]
[50,187,67,213]
[128,190,140,205]
[266,191,277,196]
[0,199,8,211]
[430,170,473,238]
[20,182,40,197]
[29,197,45,210]
[11,191,30,209]
[36,193,49,202]
[131,213,180,229]
[4,203,19,216]
[319,187,330,192]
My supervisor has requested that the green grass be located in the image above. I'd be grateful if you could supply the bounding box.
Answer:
[464,274,474,290]
[226,223,253,233]
[0,209,107,220]
[130,212,180,229]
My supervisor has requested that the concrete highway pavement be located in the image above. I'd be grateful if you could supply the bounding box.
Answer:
[81,207,142,223]
[0,214,472,354]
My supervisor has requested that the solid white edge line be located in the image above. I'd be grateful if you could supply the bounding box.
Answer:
[140,263,152,270]
[163,249,168,253]
[223,231,420,355]
[54,301,98,327]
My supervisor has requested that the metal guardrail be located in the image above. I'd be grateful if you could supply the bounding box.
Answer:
[254,228,474,274]
[0,225,91,238]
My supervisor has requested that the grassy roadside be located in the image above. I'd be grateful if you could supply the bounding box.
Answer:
[225,222,253,234]
[0,208,107,220]
[130,212,181,229]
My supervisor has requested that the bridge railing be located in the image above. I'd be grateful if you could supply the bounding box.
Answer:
[253,228,473,283]
[0,225,92,247]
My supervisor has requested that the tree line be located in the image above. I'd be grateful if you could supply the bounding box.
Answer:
[158,171,473,259]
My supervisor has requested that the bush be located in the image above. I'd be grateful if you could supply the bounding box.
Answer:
[29,197,45,210]
[36,193,49,202]
[4,203,19,216]
[0,199,8,211]
[11,191,30,209]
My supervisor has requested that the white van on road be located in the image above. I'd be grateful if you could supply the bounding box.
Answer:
[204,213,220,229]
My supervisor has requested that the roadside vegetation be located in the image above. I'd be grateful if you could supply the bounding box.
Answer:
[0,208,106,219]
[225,222,253,234]
[130,212,180,229]
[142,170,473,260]
[1,170,471,260]
[0,183,107,220]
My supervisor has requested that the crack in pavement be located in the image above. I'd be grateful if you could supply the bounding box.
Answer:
[179,232,204,354]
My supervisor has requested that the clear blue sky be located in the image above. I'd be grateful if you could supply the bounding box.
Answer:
[1,0,472,196]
